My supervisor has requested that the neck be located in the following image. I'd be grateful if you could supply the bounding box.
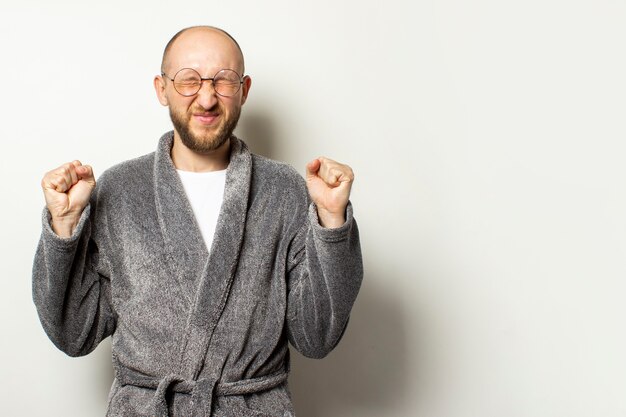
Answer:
[171,134,231,172]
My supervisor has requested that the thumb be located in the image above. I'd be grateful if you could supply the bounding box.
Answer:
[73,161,96,187]
[305,158,321,180]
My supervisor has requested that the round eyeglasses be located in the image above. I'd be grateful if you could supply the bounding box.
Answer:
[161,68,244,97]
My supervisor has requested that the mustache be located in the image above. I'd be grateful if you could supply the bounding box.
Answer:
[190,102,222,115]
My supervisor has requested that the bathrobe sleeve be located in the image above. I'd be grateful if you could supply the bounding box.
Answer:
[32,191,116,357]
[286,192,363,359]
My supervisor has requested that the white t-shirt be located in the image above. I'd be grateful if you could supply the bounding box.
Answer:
[176,169,227,252]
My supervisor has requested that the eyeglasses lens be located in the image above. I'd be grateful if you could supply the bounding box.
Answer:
[172,69,241,97]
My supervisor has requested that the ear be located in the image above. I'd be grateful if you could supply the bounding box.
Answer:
[154,75,169,106]
[240,75,252,106]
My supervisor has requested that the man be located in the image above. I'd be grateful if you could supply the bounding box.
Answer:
[32,26,362,416]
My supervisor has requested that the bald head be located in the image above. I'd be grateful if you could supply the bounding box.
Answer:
[161,26,245,75]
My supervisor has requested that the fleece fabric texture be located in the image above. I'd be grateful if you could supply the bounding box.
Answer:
[32,131,363,417]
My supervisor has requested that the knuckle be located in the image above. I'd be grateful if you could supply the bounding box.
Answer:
[48,179,61,190]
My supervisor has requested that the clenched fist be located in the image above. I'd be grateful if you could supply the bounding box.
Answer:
[305,157,354,228]
[41,160,96,238]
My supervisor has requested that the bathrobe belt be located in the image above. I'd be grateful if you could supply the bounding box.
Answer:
[117,366,289,416]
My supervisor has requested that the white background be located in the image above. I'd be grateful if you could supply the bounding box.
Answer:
[1,1,625,416]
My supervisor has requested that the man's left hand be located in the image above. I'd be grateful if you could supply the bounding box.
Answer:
[305,157,354,228]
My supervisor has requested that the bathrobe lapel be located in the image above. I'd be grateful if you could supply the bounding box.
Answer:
[153,132,252,382]
[153,132,209,306]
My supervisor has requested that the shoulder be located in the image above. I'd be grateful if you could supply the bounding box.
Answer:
[251,153,305,191]
[249,153,310,217]
[93,152,156,210]
[97,152,155,191]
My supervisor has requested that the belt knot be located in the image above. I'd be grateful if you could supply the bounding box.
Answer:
[153,374,217,417]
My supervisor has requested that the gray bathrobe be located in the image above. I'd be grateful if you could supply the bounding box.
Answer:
[32,131,363,417]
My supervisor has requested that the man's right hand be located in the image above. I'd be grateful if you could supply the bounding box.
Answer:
[41,161,96,238]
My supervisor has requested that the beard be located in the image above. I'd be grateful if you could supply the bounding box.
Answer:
[169,102,241,153]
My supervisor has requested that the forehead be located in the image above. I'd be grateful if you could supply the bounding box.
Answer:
[166,29,243,74]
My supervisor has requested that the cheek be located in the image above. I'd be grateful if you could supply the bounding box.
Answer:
[220,98,241,114]
[170,97,194,114]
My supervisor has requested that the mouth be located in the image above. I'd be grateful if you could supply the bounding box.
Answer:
[193,113,220,125]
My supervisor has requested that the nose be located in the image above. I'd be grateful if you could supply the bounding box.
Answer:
[195,79,218,109]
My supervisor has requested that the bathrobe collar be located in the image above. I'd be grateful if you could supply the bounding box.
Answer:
[153,131,252,379]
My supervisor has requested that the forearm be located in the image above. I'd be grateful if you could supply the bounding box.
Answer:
[287,203,363,358]
[32,206,115,356]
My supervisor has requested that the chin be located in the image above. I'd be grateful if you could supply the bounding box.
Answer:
[187,133,229,153]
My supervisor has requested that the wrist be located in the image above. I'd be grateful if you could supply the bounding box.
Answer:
[50,212,82,238]
[316,207,346,229]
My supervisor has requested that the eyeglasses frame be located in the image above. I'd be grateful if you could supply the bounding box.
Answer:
[161,68,245,97]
